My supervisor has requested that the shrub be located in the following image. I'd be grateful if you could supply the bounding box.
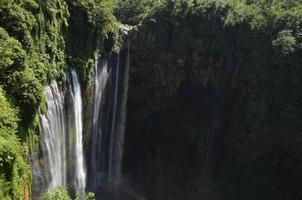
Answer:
[41,187,71,200]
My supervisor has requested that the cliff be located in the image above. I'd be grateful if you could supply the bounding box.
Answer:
[123,1,302,199]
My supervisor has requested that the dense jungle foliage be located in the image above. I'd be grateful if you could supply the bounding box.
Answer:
[0,0,302,199]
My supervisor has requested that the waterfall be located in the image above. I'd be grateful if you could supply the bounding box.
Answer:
[88,41,130,190]
[33,40,131,197]
[116,39,130,183]
[33,70,87,197]
[39,82,67,188]
[108,40,130,185]
[108,54,120,183]
[68,70,87,192]
[89,60,110,190]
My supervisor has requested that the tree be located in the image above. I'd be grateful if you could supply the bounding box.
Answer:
[273,29,297,55]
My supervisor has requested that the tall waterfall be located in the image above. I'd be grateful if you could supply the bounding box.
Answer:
[108,40,130,185]
[89,60,110,190]
[39,82,67,188]
[68,70,87,192]
[33,41,130,198]
[88,41,130,191]
[108,54,120,184]
[33,70,87,197]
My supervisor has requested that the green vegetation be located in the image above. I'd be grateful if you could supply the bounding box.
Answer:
[41,187,95,200]
[75,191,95,200]
[0,0,68,123]
[0,87,29,200]
[117,0,302,50]
[41,187,70,200]
[66,0,120,88]
[115,0,162,25]
[0,0,120,123]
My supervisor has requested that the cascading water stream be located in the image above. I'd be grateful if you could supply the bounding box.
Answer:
[108,54,120,184]
[89,61,110,190]
[69,70,87,192]
[108,39,130,185]
[115,39,130,183]
[88,40,131,192]
[33,36,131,198]
[39,81,67,188]
[33,70,87,198]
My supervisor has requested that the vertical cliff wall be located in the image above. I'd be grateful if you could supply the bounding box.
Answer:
[122,4,302,200]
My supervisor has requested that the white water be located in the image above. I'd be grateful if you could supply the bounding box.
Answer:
[90,60,110,189]
[69,70,87,192]
[35,45,130,196]
[112,40,130,184]
[88,42,130,189]
[39,81,67,188]
[35,70,87,197]
[108,54,120,183]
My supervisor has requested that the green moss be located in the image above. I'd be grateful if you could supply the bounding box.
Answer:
[66,0,120,89]
[0,89,29,200]
[0,88,19,132]
[0,0,69,123]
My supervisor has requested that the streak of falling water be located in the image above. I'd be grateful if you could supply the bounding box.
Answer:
[115,39,130,184]
[69,70,87,192]
[39,81,67,188]
[108,39,131,185]
[90,61,110,190]
[108,54,120,184]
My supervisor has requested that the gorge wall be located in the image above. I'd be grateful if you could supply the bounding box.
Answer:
[122,4,302,200]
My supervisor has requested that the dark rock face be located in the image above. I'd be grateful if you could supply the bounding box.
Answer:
[122,23,237,199]
[121,18,302,200]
